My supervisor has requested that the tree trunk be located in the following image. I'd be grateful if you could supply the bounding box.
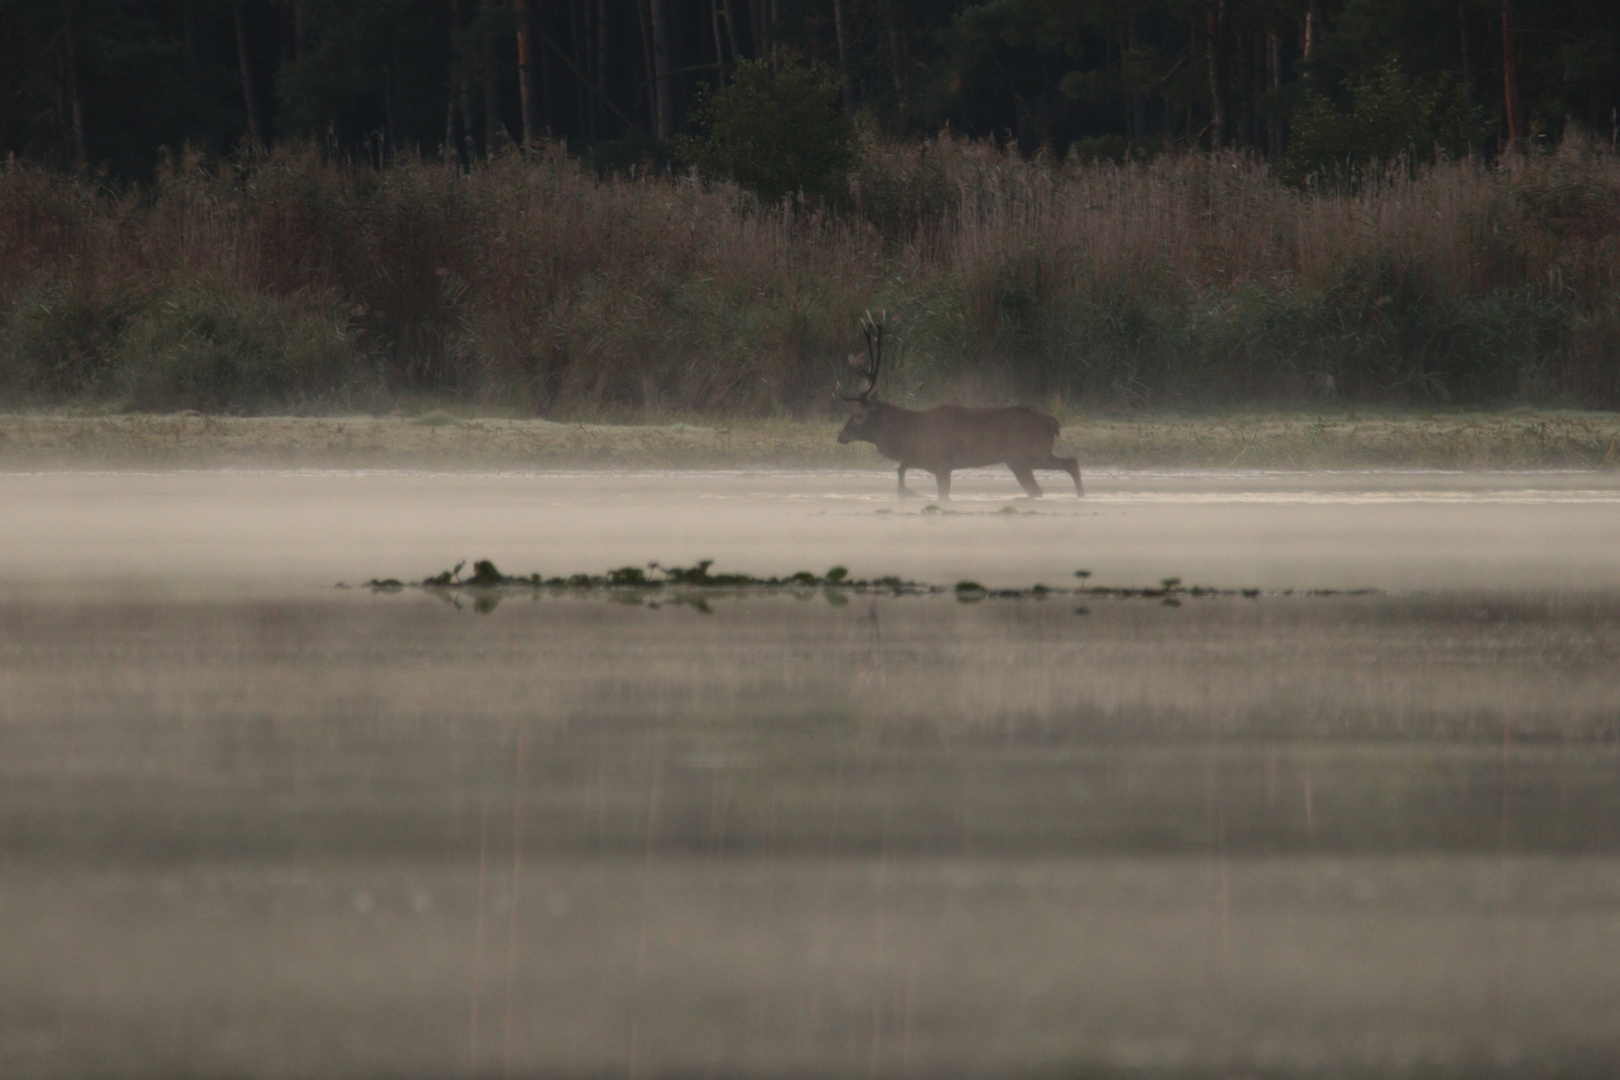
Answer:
[1265,30,1283,159]
[1128,21,1148,152]
[379,63,399,156]
[538,0,555,134]
[596,0,609,136]
[1204,0,1227,148]
[638,0,658,129]
[513,0,539,146]
[278,1,297,65]
[1235,29,1252,148]
[485,74,505,152]
[183,4,198,64]
[478,0,501,153]
[1117,31,1133,146]
[234,2,269,149]
[571,0,590,133]
[1459,1,1483,161]
[887,2,904,107]
[445,92,462,161]
[768,0,779,70]
[64,3,87,167]
[650,0,674,139]
[579,0,597,136]
[1501,0,1524,146]
[833,0,854,113]
[446,0,464,159]
[719,0,742,78]
[711,0,727,86]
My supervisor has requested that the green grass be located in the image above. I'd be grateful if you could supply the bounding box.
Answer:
[1,409,1617,469]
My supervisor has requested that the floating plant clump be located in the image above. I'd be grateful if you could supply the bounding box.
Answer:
[363,559,935,597]
[350,559,1378,613]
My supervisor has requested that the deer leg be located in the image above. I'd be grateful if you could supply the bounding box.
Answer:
[1010,465,1043,498]
[897,463,922,499]
[934,470,952,501]
[1047,454,1083,497]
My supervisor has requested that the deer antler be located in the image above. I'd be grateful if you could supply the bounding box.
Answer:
[836,310,886,402]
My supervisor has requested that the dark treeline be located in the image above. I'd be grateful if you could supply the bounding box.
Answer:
[3,0,1616,178]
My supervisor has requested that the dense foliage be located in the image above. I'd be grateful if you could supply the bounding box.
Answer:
[3,142,1617,415]
[1281,60,1474,183]
[673,60,857,202]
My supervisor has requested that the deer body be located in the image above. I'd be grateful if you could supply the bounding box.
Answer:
[834,314,1082,501]
[838,401,1082,500]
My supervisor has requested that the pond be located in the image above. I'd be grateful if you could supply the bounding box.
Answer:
[2,468,1618,1077]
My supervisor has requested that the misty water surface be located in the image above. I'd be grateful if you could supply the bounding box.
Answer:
[3,468,1619,1079]
[3,467,1620,594]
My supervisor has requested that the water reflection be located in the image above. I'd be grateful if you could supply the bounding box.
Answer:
[2,591,1619,1077]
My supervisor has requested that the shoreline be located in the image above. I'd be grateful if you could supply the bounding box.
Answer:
[1,410,1617,471]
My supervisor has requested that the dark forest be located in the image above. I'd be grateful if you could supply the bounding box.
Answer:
[5,0,1616,176]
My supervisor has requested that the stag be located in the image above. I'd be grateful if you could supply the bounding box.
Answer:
[835,313,1083,501]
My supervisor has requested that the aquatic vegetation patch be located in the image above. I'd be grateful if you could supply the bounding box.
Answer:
[356,559,1377,612]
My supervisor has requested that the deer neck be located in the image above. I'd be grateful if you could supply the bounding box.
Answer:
[868,403,916,461]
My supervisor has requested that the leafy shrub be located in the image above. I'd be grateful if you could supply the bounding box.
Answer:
[118,286,380,411]
[0,288,134,400]
[673,60,857,204]
[2,142,1618,414]
[1282,61,1473,185]
[0,281,380,412]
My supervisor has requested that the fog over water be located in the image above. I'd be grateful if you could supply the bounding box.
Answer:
[4,467,1620,1079]
[3,468,1619,595]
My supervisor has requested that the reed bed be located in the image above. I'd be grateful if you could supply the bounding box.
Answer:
[2,139,1617,415]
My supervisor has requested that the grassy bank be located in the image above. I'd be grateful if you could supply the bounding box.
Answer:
[2,141,1619,417]
[4,410,1616,470]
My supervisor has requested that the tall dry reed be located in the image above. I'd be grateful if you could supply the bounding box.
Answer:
[2,139,1616,414]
